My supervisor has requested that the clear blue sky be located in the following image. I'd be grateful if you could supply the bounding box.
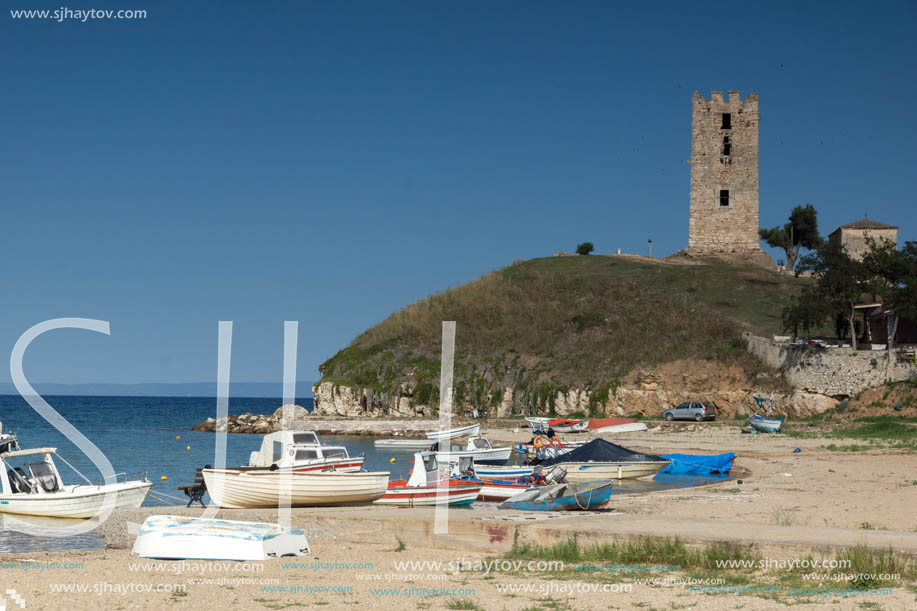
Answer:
[2,1,915,385]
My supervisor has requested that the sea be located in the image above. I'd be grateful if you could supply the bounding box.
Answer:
[0,394,728,552]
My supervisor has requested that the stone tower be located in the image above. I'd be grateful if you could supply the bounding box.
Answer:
[688,90,767,259]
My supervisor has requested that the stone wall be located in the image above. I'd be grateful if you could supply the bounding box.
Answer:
[687,90,766,256]
[744,333,917,397]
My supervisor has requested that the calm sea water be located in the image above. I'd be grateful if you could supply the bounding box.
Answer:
[0,395,726,552]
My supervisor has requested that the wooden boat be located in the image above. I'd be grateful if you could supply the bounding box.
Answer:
[373,439,434,450]
[374,451,482,507]
[435,436,512,466]
[132,515,310,561]
[248,430,364,472]
[479,480,532,502]
[547,419,589,433]
[749,414,784,433]
[591,422,648,434]
[499,480,613,511]
[0,447,152,519]
[559,461,669,481]
[425,424,480,441]
[202,468,389,508]
[472,465,535,481]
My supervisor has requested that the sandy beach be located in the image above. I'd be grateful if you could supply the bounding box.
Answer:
[2,424,916,610]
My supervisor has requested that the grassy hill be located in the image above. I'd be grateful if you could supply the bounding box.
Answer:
[318,255,807,414]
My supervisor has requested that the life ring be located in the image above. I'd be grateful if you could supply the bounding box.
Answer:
[549,438,563,448]
[533,436,548,449]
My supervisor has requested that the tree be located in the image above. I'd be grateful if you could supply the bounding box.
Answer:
[576,242,594,255]
[862,239,917,347]
[759,204,823,272]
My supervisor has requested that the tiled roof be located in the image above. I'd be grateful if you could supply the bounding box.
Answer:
[837,218,898,230]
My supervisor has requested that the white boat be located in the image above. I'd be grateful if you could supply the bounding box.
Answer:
[547,419,590,433]
[749,414,784,434]
[132,515,310,561]
[0,422,20,454]
[0,447,152,519]
[435,436,512,466]
[248,430,364,472]
[524,417,551,426]
[479,480,533,502]
[425,424,480,441]
[373,438,434,450]
[202,468,389,509]
[473,465,535,481]
[374,451,482,507]
[558,461,670,481]
[591,423,648,434]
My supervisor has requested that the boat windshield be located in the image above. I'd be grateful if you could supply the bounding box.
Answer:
[292,433,319,445]
[471,438,491,449]
[323,448,347,459]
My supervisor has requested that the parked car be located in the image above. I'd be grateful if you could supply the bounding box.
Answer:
[662,402,716,422]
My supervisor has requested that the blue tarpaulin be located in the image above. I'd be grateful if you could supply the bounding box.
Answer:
[659,453,734,475]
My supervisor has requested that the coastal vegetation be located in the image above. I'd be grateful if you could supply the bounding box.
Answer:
[317,255,806,414]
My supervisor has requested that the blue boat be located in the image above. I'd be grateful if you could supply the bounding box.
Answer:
[498,479,613,511]
[749,414,783,433]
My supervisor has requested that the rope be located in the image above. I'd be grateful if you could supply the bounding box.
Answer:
[147,491,183,506]
[575,488,594,510]
[148,490,192,503]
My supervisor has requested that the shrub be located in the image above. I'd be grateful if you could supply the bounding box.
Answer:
[576,242,595,255]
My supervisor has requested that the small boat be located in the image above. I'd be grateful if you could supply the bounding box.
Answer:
[425,424,481,441]
[435,436,513,466]
[202,468,389,508]
[132,515,310,561]
[547,419,589,433]
[591,422,648,434]
[587,417,639,430]
[248,430,364,472]
[374,438,435,451]
[479,479,533,502]
[535,439,671,481]
[499,480,613,511]
[524,417,551,426]
[374,451,482,507]
[0,422,20,454]
[472,465,535,481]
[0,447,152,519]
[749,414,783,434]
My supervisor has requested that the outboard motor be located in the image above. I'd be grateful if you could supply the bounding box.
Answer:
[543,465,567,484]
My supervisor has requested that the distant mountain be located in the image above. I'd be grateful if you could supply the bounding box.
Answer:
[0,381,315,398]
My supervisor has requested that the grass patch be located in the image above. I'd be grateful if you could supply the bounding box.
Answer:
[835,544,916,588]
[445,601,483,611]
[393,537,406,552]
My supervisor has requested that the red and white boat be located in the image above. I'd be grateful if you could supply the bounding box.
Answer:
[374,451,482,507]
[247,431,364,473]
[547,419,590,433]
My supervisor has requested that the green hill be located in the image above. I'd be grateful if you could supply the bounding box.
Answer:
[317,255,805,414]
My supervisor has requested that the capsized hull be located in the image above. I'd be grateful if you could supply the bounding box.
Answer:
[202,469,389,509]
[132,515,310,561]
[559,461,670,481]
[499,480,613,511]
[591,423,648,434]
[0,481,152,519]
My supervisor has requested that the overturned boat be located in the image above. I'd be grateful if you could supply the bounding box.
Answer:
[499,479,613,511]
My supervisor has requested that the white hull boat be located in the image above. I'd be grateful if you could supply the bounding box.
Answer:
[592,423,648,434]
[374,451,482,507]
[473,466,535,481]
[0,446,152,519]
[547,419,590,433]
[132,515,310,561]
[425,424,480,441]
[202,468,389,509]
[559,461,670,481]
[248,430,364,473]
[374,439,434,450]
[435,436,512,466]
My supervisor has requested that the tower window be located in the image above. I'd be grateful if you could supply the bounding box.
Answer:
[719,189,730,206]
[722,136,731,156]
[721,113,731,129]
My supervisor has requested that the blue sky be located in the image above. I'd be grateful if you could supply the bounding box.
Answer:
[2,1,915,386]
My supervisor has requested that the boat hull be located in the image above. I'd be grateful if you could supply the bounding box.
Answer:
[592,423,648,434]
[558,461,670,481]
[425,424,481,441]
[749,416,783,433]
[499,481,613,511]
[286,457,364,473]
[373,481,483,507]
[0,481,152,519]
[202,470,389,509]
[435,446,512,466]
[132,515,310,561]
[473,466,534,481]
[373,439,433,450]
[479,481,531,502]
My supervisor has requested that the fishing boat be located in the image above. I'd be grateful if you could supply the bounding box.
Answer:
[248,430,364,472]
[748,414,784,434]
[534,439,670,481]
[132,515,310,561]
[202,468,389,508]
[591,422,648,434]
[499,480,614,511]
[547,419,589,433]
[374,451,482,507]
[434,436,512,466]
[0,446,152,519]
[587,417,639,430]
[472,465,535,481]
[0,422,20,454]
[373,438,435,451]
[425,424,481,441]
[524,417,551,427]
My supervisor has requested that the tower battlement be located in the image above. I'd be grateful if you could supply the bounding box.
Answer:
[687,89,766,258]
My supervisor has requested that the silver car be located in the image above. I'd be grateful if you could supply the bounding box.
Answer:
[662,401,716,422]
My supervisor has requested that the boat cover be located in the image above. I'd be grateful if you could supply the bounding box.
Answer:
[536,439,664,466]
[659,453,734,475]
